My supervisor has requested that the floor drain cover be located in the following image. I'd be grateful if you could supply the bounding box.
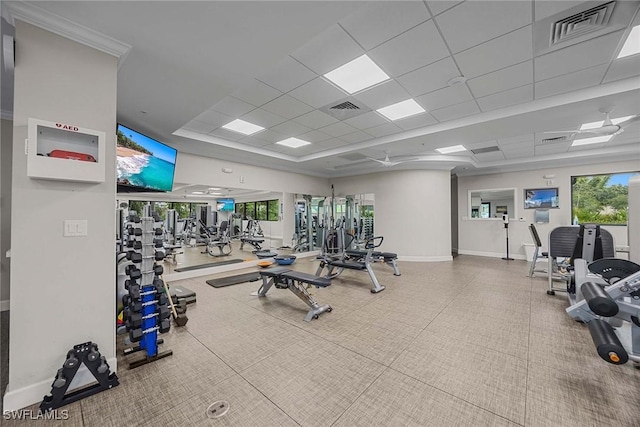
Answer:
[206,400,230,419]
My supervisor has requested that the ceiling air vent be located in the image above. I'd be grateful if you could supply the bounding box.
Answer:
[550,1,616,46]
[470,146,500,155]
[331,101,360,110]
[541,136,567,144]
[320,97,371,120]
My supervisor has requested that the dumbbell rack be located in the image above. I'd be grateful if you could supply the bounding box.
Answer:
[122,214,173,369]
[40,342,119,412]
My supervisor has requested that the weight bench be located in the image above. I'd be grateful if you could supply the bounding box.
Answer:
[345,250,401,276]
[163,244,183,264]
[240,237,264,251]
[252,267,332,321]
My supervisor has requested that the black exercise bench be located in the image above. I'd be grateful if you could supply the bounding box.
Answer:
[252,267,332,321]
[345,250,401,276]
[240,236,264,251]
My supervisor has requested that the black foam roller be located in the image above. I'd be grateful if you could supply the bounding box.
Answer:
[581,282,619,317]
[587,319,628,365]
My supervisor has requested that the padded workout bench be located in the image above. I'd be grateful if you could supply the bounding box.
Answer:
[253,267,332,321]
[240,237,264,251]
[345,250,401,276]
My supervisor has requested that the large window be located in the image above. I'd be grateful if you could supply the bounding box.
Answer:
[268,200,279,221]
[571,172,639,225]
[235,199,279,221]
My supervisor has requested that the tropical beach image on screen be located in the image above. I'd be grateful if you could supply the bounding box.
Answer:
[116,124,177,192]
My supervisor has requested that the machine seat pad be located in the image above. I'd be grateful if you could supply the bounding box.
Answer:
[284,271,331,288]
[242,237,265,243]
[327,260,367,270]
[346,250,397,259]
[259,267,291,278]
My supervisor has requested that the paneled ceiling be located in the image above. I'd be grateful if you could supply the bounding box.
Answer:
[4,1,640,179]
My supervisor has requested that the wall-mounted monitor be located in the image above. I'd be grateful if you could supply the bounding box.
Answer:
[116,123,177,193]
[216,198,235,212]
[524,188,559,209]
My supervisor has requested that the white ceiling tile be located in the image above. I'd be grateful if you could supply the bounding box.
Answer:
[340,2,431,50]
[603,54,640,83]
[291,24,363,75]
[534,142,571,155]
[192,109,235,127]
[354,80,412,110]
[397,57,461,97]
[467,61,533,98]
[395,113,439,130]
[292,110,338,129]
[472,151,506,162]
[320,122,358,137]
[366,122,402,137]
[232,79,283,107]
[426,1,463,16]
[535,65,608,99]
[257,56,316,93]
[271,120,312,137]
[415,84,473,111]
[534,1,587,21]
[369,20,450,77]
[343,111,389,130]
[240,108,287,128]
[436,1,532,53]
[455,26,533,79]
[298,130,333,143]
[210,96,256,117]
[288,78,347,109]
[340,130,373,144]
[261,95,314,120]
[477,85,533,112]
[430,100,480,122]
[237,135,274,148]
[247,129,286,143]
[181,120,218,134]
[534,30,625,81]
[317,138,350,149]
[503,146,534,158]
[207,127,245,141]
[498,134,534,146]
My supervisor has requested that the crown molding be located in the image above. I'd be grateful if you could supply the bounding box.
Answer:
[4,1,131,68]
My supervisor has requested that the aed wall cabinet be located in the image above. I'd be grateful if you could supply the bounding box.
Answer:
[27,118,106,183]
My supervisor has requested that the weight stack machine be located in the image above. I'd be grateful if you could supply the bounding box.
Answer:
[122,213,173,369]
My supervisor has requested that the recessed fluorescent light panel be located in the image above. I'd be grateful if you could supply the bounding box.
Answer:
[324,55,390,94]
[377,99,425,121]
[580,115,634,130]
[276,137,311,148]
[571,135,612,146]
[221,119,264,135]
[436,145,466,154]
[617,25,640,59]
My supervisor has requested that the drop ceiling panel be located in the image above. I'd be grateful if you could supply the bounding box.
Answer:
[319,121,358,137]
[477,84,533,112]
[339,130,373,144]
[498,134,534,146]
[430,100,481,122]
[238,135,275,148]
[534,142,572,155]
[534,0,588,21]
[467,61,533,98]
[317,138,350,149]
[354,80,412,110]
[603,54,640,83]
[472,150,506,162]
[248,129,286,143]
[435,0,532,53]
[232,79,283,107]
[368,20,450,77]
[240,108,287,128]
[210,96,256,117]
[534,30,625,81]
[343,111,389,130]
[192,108,235,127]
[502,145,535,158]
[271,120,312,137]
[208,127,245,141]
[298,130,333,143]
[415,84,473,111]
[292,110,338,129]
[397,57,461,97]
[181,120,218,134]
[366,122,402,137]
[395,112,439,130]
[455,26,533,79]
[291,24,363,75]
[257,56,316,93]
[535,64,608,99]
[261,94,314,120]
[426,0,463,16]
[288,77,347,109]
[340,1,431,50]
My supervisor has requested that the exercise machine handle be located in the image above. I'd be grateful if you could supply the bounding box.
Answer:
[365,236,384,249]
[581,282,619,317]
[587,319,628,365]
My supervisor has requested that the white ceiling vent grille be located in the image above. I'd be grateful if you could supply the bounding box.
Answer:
[470,146,500,155]
[320,97,371,120]
[331,101,360,110]
[550,1,616,46]
[541,136,567,144]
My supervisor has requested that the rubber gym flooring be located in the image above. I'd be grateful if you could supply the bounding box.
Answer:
[3,255,640,426]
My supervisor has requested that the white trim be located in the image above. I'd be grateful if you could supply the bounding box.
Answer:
[458,249,527,260]
[1,300,9,311]
[2,357,117,412]
[5,2,131,68]
[397,255,453,262]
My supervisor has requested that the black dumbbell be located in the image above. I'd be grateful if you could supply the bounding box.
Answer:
[127,226,142,236]
[153,278,164,292]
[157,293,168,305]
[128,214,140,223]
[155,251,165,261]
[128,269,141,280]
[87,349,101,363]
[154,228,163,236]
[126,313,142,329]
[127,240,142,250]
[129,328,142,342]
[52,369,67,389]
[159,319,171,333]
[153,265,164,276]
[128,285,141,300]
[159,305,171,320]
[124,279,138,290]
[97,357,108,374]
[154,239,164,248]
[63,356,79,370]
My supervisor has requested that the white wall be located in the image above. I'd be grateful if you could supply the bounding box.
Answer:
[4,22,117,411]
[331,169,452,261]
[457,160,639,259]
[1,119,12,310]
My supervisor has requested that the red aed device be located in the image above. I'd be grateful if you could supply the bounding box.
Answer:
[48,150,97,162]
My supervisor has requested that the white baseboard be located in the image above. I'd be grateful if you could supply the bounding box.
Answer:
[2,357,118,412]
[398,255,453,262]
[457,249,526,260]
[1,300,9,312]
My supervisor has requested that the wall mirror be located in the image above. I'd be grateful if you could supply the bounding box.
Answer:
[468,188,516,220]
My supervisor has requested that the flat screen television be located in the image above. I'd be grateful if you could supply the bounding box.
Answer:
[116,124,177,192]
[524,188,559,209]
[216,198,235,212]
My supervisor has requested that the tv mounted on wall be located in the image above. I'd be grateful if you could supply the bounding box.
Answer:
[524,188,559,209]
[216,198,235,212]
[116,124,177,193]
